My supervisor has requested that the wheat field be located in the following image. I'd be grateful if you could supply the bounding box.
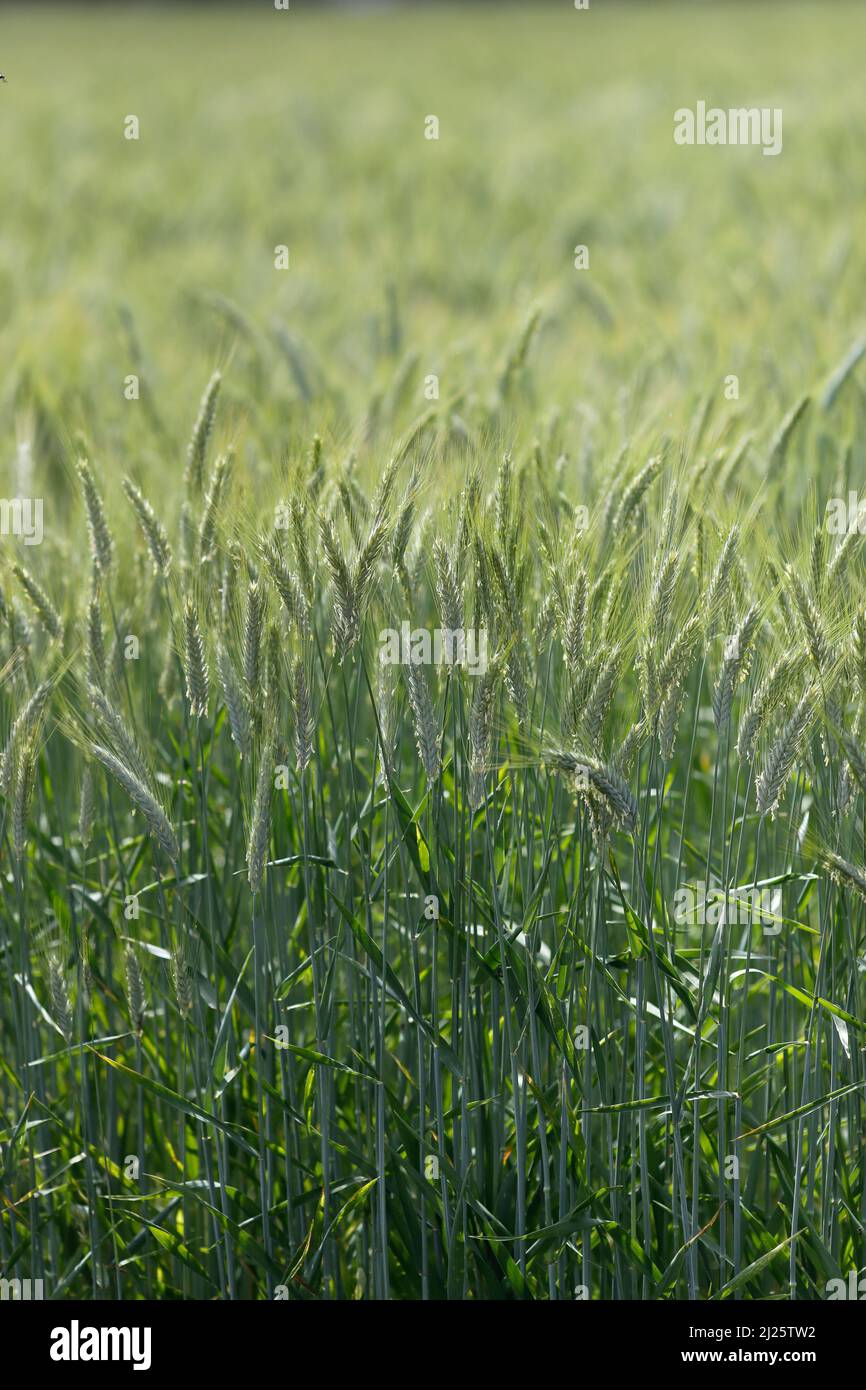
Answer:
[1,1,866,1302]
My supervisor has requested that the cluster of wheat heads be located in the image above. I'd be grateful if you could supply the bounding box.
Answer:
[1,367,866,1301]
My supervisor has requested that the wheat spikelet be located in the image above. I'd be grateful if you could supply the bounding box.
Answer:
[737,654,799,762]
[79,929,93,1015]
[494,453,513,554]
[472,536,496,632]
[584,644,621,751]
[47,952,72,1042]
[561,569,587,674]
[89,741,179,862]
[289,498,316,604]
[827,502,865,581]
[563,660,595,746]
[185,370,221,496]
[755,687,815,818]
[537,518,565,618]
[659,676,689,762]
[353,510,391,615]
[290,655,314,773]
[786,565,831,672]
[545,750,638,834]
[9,597,32,661]
[810,527,827,601]
[537,591,557,647]
[0,678,52,795]
[264,622,283,717]
[199,451,232,563]
[659,484,680,552]
[405,660,441,781]
[712,604,760,731]
[821,337,866,410]
[592,566,617,637]
[648,548,680,636]
[123,478,172,577]
[432,538,463,635]
[371,454,401,525]
[243,580,266,703]
[836,726,866,796]
[395,408,436,462]
[86,585,106,690]
[768,394,810,472]
[701,525,739,629]
[498,309,540,396]
[765,558,797,644]
[613,455,661,536]
[125,945,146,1035]
[216,641,251,758]
[88,683,151,790]
[836,758,856,816]
[182,595,209,718]
[338,475,366,550]
[76,458,114,577]
[12,563,63,641]
[392,491,415,572]
[849,610,866,708]
[306,432,324,491]
[823,850,866,902]
[487,547,524,668]
[469,666,497,808]
[264,546,309,634]
[12,733,38,863]
[171,942,194,1019]
[654,615,701,710]
[319,514,359,656]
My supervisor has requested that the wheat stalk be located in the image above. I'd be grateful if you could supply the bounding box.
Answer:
[247,733,274,893]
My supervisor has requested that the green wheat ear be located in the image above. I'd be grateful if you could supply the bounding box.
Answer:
[182,595,209,719]
[89,742,179,864]
[12,562,63,641]
[122,477,173,577]
[185,369,221,496]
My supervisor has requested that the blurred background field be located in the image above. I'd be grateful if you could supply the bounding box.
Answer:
[1,1,865,501]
